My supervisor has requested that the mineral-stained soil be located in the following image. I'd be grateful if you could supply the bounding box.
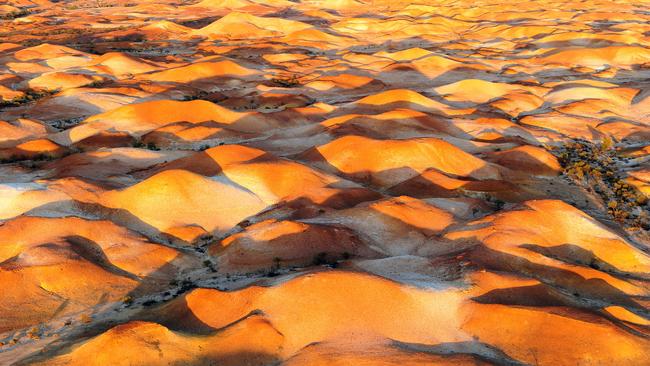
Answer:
[1,0,650,365]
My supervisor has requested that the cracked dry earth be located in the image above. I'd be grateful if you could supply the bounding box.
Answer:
[1,0,650,365]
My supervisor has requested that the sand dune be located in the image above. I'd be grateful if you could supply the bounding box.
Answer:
[100,169,268,241]
[27,72,106,91]
[140,60,258,83]
[132,269,648,365]
[434,79,544,104]
[0,138,67,161]
[0,182,70,220]
[1,0,650,365]
[138,20,191,38]
[141,144,363,207]
[12,44,89,62]
[88,52,162,76]
[192,0,292,10]
[33,317,283,366]
[0,118,51,145]
[537,46,650,68]
[0,216,196,333]
[55,99,262,145]
[304,196,458,256]
[211,219,380,272]
[194,12,312,39]
[348,89,472,116]
[44,147,190,184]
[302,135,501,187]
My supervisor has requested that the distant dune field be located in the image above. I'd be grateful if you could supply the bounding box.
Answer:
[1,0,650,365]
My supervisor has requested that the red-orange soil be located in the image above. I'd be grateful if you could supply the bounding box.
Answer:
[1,0,650,365]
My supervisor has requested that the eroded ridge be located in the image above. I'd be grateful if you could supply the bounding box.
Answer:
[1,0,650,365]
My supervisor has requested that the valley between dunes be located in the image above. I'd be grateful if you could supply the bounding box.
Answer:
[1,0,650,365]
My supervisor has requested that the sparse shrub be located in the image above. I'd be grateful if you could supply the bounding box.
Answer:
[554,138,649,227]
[202,259,216,272]
[121,296,133,306]
[183,91,226,103]
[199,234,214,242]
[312,252,339,267]
[0,89,58,110]
[51,117,84,130]
[0,9,30,20]
[22,39,41,47]
[265,257,282,277]
[492,199,505,210]
[86,80,105,88]
[312,252,328,265]
[33,153,53,161]
[26,327,40,340]
[142,299,157,307]
[133,141,160,150]
[269,74,301,88]
[0,155,19,164]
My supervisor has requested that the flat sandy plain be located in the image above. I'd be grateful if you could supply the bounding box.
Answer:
[1,0,650,364]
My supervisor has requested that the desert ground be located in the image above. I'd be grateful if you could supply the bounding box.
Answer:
[1,0,650,364]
